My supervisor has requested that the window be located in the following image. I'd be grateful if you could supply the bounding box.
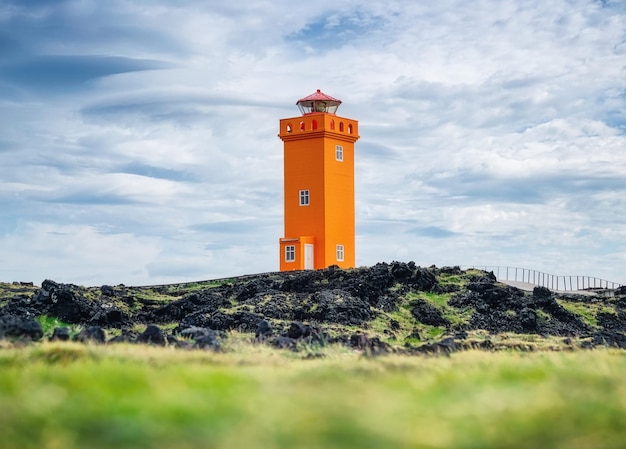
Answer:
[336,244,344,262]
[335,145,344,161]
[299,190,310,206]
[285,245,295,262]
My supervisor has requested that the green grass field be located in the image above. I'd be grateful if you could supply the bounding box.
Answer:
[1,343,625,449]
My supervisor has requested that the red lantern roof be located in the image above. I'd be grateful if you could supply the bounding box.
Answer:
[296,89,342,115]
[296,89,342,104]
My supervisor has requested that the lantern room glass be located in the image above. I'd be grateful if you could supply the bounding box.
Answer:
[297,101,339,115]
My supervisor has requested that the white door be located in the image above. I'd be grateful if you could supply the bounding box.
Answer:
[304,244,314,270]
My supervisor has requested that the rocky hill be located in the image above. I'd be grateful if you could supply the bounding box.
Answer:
[1,262,625,353]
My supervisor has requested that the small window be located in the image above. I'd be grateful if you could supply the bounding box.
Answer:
[286,124,292,133]
[339,122,344,132]
[299,190,310,206]
[312,119,318,130]
[299,121,305,131]
[285,245,295,262]
[336,244,344,262]
[330,119,335,130]
[335,145,344,161]
[347,124,353,134]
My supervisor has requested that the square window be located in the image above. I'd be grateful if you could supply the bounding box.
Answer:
[336,244,344,262]
[335,145,344,161]
[285,245,295,262]
[299,189,310,206]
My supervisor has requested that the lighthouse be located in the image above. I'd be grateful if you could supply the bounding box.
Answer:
[278,89,359,271]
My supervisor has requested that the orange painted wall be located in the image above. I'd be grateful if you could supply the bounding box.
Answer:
[278,113,359,270]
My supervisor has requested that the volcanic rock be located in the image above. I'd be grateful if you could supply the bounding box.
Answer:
[410,299,450,326]
[137,324,166,346]
[586,330,626,349]
[350,333,391,354]
[270,336,298,350]
[50,327,70,341]
[287,321,311,339]
[74,326,106,344]
[0,315,43,340]
[255,319,273,339]
[415,337,459,354]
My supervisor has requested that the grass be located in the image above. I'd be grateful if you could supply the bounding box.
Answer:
[556,299,618,328]
[0,344,625,449]
[35,315,80,338]
[404,291,474,330]
[438,269,484,288]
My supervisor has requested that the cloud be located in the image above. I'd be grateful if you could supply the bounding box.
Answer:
[411,226,459,239]
[0,55,170,92]
[0,223,162,285]
[0,0,625,286]
[289,9,389,51]
[116,163,198,182]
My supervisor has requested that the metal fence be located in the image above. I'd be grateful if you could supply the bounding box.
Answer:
[464,266,623,292]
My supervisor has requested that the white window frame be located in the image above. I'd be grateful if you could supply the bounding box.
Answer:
[299,189,310,206]
[335,145,344,162]
[336,244,344,262]
[285,245,296,262]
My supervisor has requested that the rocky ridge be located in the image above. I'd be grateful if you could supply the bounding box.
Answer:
[1,262,625,354]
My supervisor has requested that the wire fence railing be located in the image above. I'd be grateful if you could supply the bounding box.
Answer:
[464,266,623,292]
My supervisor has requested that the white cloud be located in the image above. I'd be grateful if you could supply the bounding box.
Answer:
[0,223,162,285]
[0,0,625,285]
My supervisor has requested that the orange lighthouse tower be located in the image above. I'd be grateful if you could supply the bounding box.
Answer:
[278,89,359,271]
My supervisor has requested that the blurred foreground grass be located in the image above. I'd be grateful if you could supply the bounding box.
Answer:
[1,343,625,449]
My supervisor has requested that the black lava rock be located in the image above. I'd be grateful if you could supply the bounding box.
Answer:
[75,326,106,344]
[50,327,70,341]
[286,321,311,339]
[137,324,166,346]
[255,319,273,339]
[0,315,43,340]
[410,299,450,327]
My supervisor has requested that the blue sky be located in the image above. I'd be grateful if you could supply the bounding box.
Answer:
[1,0,625,286]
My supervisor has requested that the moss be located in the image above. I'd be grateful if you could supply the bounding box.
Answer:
[536,309,551,321]
[0,282,39,301]
[437,269,486,290]
[425,326,446,339]
[35,315,80,338]
[402,291,472,328]
[438,274,464,286]
[444,306,474,327]
[555,300,617,328]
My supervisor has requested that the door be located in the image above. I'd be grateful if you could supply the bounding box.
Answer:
[304,244,314,270]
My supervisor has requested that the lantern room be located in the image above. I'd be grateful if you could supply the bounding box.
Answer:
[296,89,342,115]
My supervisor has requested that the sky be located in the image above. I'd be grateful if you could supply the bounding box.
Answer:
[0,0,625,287]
